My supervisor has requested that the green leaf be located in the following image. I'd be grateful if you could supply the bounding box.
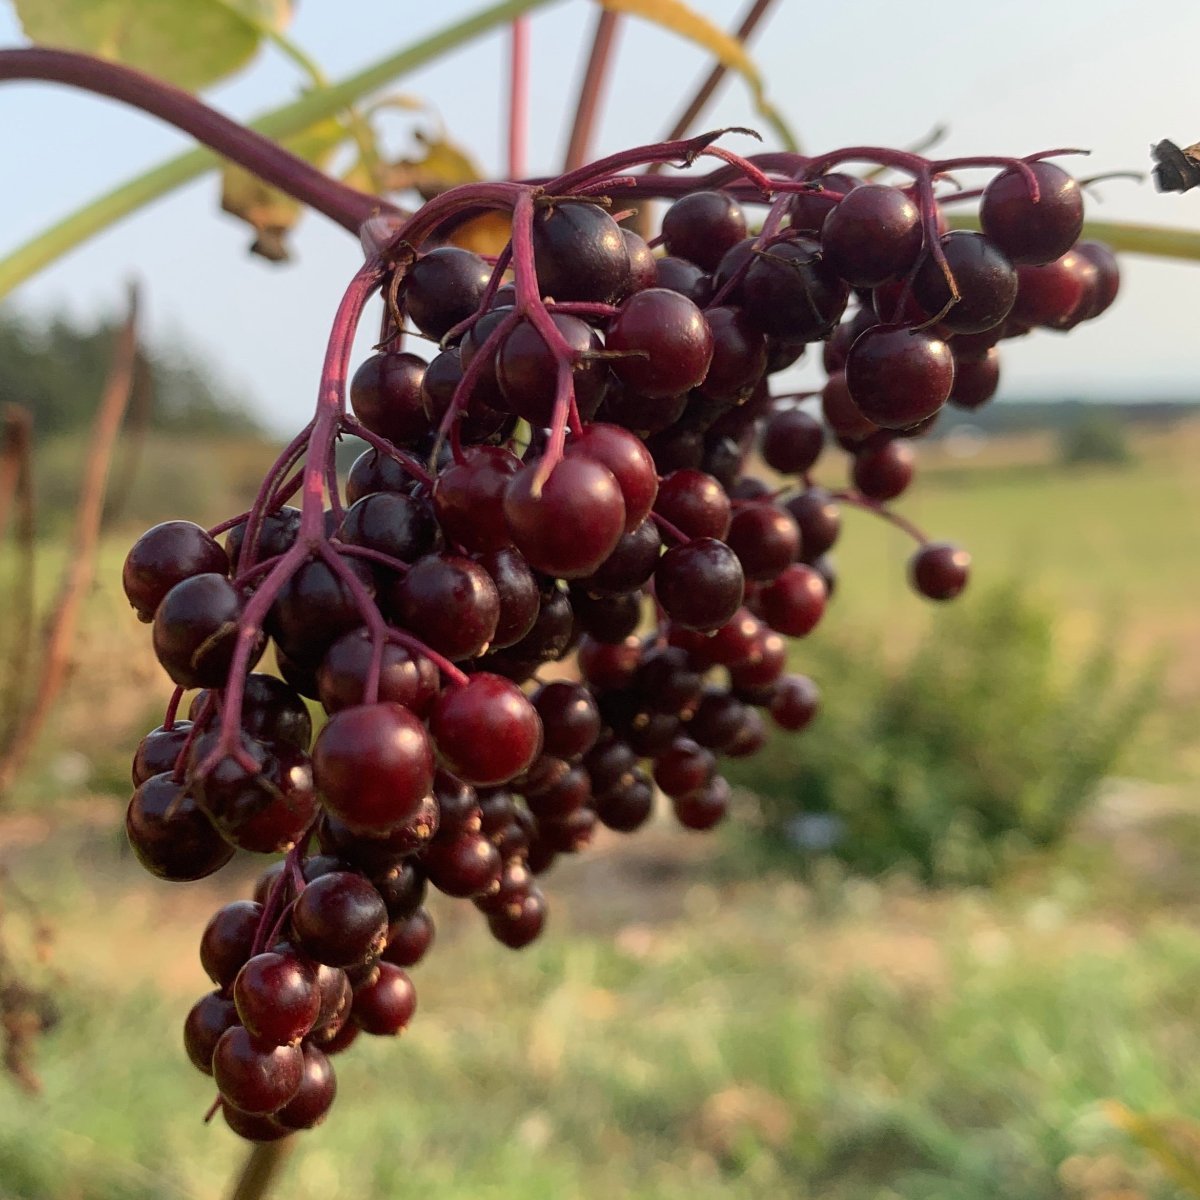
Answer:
[13,0,293,91]
[597,0,796,151]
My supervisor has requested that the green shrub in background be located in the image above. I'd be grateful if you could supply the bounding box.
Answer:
[1058,413,1134,467]
[726,584,1158,884]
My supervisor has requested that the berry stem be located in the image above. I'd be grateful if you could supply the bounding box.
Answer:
[162,687,184,732]
[829,488,928,544]
[339,417,435,487]
[330,542,412,574]
[650,511,691,545]
[386,629,470,688]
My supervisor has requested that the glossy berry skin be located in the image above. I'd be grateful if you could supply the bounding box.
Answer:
[269,556,376,667]
[574,519,661,597]
[388,554,500,661]
[225,506,301,573]
[212,1025,304,1115]
[532,681,601,761]
[760,409,824,475]
[673,776,731,831]
[532,201,631,303]
[122,521,228,622]
[352,963,417,1036]
[432,446,522,554]
[275,1043,337,1131]
[221,1105,289,1143]
[476,548,541,649]
[909,542,971,600]
[654,539,745,633]
[382,908,435,968]
[980,161,1084,266]
[192,742,318,854]
[200,900,263,988]
[348,352,428,447]
[606,289,714,400]
[822,370,879,443]
[949,349,1001,411]
[1074,242,1120,318]
[697,306,768,403]
[737,237,850,341]
[184,991,239,1075]
[820,184,924,287]
[496,314,608,425]
[487,888,547,948]
[655,256,712,306]
[430,674,542,786]
[403,246,492,339]
[504,457,626,580]
[756,564,827,638]
[317,629,438,717]
[234,952,320,1046]
[845,325,955,429]
[339,492,438,565]
[913,231,1017,334]
[785,488,841,559]
[852,439,915,500]
[131,722,193,785]
[724,504,800,582]
[769,675,820,731]
[563,423,658,533]
[661,190,747,271]
[622,227,658,291]
[654,470,731,541]
[424,832,503,898]
[126,773,234,881]
[152,573,255,689]
[653,738,716,798]
[1011,251,1090,328]
[313,703,434,834]
[291,871,389,967]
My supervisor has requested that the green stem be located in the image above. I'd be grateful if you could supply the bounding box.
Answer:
[0,0,562,298]
[211,0,384,191]
[944,211,1200,262]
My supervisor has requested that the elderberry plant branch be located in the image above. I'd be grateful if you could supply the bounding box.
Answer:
[830,489,928,545]
[0,49,386,234]
[0,0,563,298]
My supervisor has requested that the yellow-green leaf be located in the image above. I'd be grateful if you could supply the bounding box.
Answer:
[14,0,293,92]
[597,0,796,151]
[220,117,347,262]
[1106,1102,1200,1195]
[380,129,486,200]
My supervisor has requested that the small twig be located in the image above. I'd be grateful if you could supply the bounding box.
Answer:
[0,408,34,751]
[647,0,781,174]
[0,286,140,796]
[563,9,622,172]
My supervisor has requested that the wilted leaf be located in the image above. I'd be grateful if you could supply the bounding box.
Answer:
[598,0,795,150]
[381,129,485,200]
[14,0,292,92]
[221,117,347,262]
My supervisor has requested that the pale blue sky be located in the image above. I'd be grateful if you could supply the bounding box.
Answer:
[2,0,1199,433]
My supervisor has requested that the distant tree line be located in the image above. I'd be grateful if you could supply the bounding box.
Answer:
[0,306,260,436]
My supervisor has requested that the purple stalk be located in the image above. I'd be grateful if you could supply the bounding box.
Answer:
[830,489,928,544]
[339,416,435,487]
[0,49,388,232]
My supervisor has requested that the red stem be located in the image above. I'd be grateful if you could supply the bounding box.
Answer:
[507,17,531,179]
[0,48,388,233]
[829,489,928,544]
[564,10,622,172]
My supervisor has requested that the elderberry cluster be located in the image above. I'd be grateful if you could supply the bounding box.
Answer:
[120,138,1119,1141]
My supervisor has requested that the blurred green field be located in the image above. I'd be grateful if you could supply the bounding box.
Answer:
[0,420,1197,1199]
